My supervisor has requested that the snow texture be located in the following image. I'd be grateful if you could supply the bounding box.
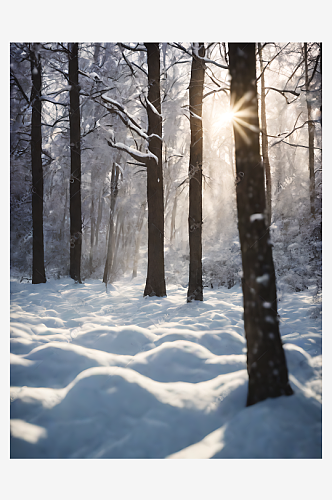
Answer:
[10,275,321,459]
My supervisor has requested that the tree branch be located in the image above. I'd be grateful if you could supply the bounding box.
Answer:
[10,71,30,104]
[256,43,290,81]
[120,43,147,52]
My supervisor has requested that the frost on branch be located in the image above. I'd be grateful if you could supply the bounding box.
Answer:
[106,135,158,165]
[146,98,162,118]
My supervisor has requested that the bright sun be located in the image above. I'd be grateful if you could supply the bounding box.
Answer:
[218,110,235,125]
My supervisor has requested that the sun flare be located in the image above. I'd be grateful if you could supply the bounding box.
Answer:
[217,110,235,126]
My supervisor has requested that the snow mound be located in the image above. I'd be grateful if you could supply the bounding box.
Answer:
[129,340,246,382]
[168,392,321,459]
[10,278,321,458]
[72,325,156,355]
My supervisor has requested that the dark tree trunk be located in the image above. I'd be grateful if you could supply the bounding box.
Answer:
[304,43,316,217]
[68,43,82,282]
[89,43,102,275]
[143,43,166,297]
[103,163,119,284]
[228,43,293,407]
[30,44,46,284]
[187,43,205,302]
[258,43,272,227]
[89,197,95,274]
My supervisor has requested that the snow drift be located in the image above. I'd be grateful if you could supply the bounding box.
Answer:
[10,275,321,458]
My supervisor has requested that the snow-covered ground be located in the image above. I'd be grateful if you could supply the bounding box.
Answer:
[10,272,321,459]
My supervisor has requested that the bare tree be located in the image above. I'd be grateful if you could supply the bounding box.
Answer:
[187,43,205,302]
[101,43,166,296]
[30,44,46,284]
[68,43,82,282]
[258,43,272,226]
[143,43,166,297]
[304,42,316,217]
[228,43,293,406]
[103,162,120,284]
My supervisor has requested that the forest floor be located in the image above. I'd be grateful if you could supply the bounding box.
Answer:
[10,272,322,458]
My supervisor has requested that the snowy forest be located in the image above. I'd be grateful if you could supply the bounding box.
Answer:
[10,42,322,460]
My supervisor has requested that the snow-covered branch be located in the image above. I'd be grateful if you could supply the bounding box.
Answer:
[171,42,228,70]
[270,119,320,148]
[189,110,202,121]
[107,138,158,164]
[191,43,228,70]
[146,98,162,117]
[120,43,147,52]
[101,95,142,131]
[265,87,300,104]
[101,95,151,142]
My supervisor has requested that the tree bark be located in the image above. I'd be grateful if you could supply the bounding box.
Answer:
[258,43,272,227]
[89,197,95,274]
[228,43,293,407]
[304,43,316,217]
[30,44,46,284]
[103,163,119,284]
[143,43,166,297]
[187,43,205,302]
[68,43,82,282]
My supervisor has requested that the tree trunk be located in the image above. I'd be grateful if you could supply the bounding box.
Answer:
[103,163,119,284]
[228,43,293,407]
[68,43,82,282]
[30,44,46,284]
[143,43,166,297]
[89,197,95,274]
[111,212,125,277]
[304,43,316,217]
[187,43,205,302]
[258,43,272,227]
[88,44,103,275]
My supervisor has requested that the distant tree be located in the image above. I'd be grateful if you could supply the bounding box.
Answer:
[187,43,205,302]
[228,43,293,406]
[143,43,166,297]
[30,43,47,284]
[304,42,316,217]
[68,43,82,282]
[257,43,272,227]
[100,43,166,296]
[103,162,120,284]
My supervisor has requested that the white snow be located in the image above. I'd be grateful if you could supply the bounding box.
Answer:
[109,141,158,164]
[189,110,202,121]
[146,98,162,117]
[89,71,101,81]
[10,275,321,459]
[250,213,264,223]
[256,273,270,286]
